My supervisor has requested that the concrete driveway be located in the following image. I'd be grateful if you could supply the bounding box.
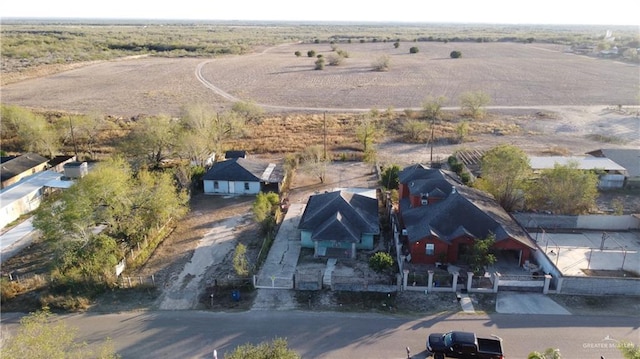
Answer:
[496,292,571,315]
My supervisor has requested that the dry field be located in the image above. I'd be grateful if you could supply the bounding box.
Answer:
[2,42,638,118]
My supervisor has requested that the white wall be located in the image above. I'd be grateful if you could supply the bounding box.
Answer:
[203,180,230,194]
[203,180,261,195]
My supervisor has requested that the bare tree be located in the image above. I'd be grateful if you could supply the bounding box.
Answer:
[299,145,328,183]
[459,91,491,119]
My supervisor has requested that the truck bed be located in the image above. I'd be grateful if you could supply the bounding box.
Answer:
[477,337,503,356]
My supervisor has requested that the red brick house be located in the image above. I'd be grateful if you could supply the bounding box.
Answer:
[395,164,535,267]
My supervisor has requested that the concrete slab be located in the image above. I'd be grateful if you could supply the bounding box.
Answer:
[254,203,304,288]
[496,292,570,315]
[459,293,475,313]
[540,231,640,276]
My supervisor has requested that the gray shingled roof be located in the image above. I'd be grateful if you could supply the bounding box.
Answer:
[311,211,361,243]
[202,157,283,183]
[298,191,379,240]
[399,166,535,249]
[1,153,49,183]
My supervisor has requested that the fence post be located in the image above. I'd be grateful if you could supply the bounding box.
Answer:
[127,277,132,287]
[543,274,551,294]
[402,269,409,290]
[467,272,474,293]
[492,272,500,293]
[427,270,434,293]
[151,274,155,286]
[452,272,459,292]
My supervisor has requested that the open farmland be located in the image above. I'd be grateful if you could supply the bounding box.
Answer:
[2,42,638,118]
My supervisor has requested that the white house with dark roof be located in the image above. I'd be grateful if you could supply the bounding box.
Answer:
[202,157,284,195]
[298,190,379,258]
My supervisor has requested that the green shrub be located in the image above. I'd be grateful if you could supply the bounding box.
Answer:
[307,50,316,57]
[314,57,325,70]
[409,46,419,54]
[450,50,462,58]
[294,51,301,57]
[369,252,394,273]
[460,172,471,184]
[451,162,463,174]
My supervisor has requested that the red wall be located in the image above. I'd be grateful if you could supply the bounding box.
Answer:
[409,236,532,266]
[409,237,450,264]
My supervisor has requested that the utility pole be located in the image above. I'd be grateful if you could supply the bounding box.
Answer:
[323,111,327,161]
[429,120,434,167]
[68,116,79,159]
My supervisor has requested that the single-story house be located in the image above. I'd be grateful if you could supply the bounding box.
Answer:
[298,190,380,258]
[528,156,627,189]
[202,157,284,195]
[395,164,536,267]
[0,170,71,230]
[1,153,49,189]
[586,148,640,188]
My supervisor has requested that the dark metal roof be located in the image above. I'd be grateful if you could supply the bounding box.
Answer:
[299,191,379,238]
[224,150,247,159]
[202,157,283,183]
[587,148,640,177]
[400,166,535,249]
[0,153,49,183]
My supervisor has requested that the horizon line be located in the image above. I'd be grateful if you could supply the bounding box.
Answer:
[1,16,636,27]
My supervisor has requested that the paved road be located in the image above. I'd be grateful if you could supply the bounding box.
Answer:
[1,311,636,359]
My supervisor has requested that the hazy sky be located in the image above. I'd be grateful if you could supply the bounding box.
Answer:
[2,0,639,26]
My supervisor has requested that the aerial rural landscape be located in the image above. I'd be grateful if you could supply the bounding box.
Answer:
[1,11,639,359]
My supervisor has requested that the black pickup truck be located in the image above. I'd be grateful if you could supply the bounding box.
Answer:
[427,331,504,359]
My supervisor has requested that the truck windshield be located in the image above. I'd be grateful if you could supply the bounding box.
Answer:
[443,333,453,347]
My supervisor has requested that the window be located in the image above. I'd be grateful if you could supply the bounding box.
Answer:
[425,243,435,256]
[213,181,219,189]
[244,182,250,190]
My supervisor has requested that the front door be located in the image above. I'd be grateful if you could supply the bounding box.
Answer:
[457,243,472,263]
